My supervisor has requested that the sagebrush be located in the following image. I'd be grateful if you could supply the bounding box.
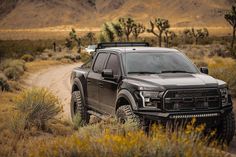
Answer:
[15,88,61,130]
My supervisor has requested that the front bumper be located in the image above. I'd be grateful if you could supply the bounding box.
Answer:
[134,106,233,128]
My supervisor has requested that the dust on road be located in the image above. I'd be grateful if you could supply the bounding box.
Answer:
[26,63,82,120]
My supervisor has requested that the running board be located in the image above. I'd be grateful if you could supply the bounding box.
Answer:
[87,110,109,120]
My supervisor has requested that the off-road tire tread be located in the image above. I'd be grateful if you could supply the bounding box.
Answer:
[72,91,89,124]
[220,112,235,144]
[116,105,141,126]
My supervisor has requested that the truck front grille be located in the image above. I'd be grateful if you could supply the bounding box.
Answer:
[163,88,220,111]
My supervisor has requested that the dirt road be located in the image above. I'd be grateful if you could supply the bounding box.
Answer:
[26,63,236,155]
[26,63,82,120]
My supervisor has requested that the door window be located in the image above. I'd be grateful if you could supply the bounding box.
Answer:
[93,53,108,73]
[106,54,121,75]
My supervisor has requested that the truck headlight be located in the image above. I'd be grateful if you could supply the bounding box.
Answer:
[140,91,163,108]
[220,88,229,107]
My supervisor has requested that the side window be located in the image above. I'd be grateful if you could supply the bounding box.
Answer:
[93,53,108,73]
[106,54,121,75]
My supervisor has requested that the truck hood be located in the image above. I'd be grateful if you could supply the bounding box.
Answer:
[126,73,222,89]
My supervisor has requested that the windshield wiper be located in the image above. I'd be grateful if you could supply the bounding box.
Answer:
[128,72,160,74]
[160,70,193,74]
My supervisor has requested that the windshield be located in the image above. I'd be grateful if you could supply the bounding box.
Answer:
[122,52,199,74]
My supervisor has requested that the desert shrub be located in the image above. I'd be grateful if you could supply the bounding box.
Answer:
[207,57,236,96]
[1,59,26,80]
[9,113,26,135]
[63,54,77,62]
[0,73,10,91]
[72,113,82,130]
[8,80,22,91]
[48,53,53,57]
[15,88,61,130]
[0,59,25,71]
[4,67,22,81]
[21,54,34,62]
[26,118,225,157]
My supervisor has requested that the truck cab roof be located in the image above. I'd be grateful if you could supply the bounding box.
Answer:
[98,47,179,54]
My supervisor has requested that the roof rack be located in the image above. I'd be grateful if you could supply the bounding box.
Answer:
[96,42,149,49]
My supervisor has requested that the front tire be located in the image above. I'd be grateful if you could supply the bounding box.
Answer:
[70,91,90,125]
[116,105,141,127]
[218,111,235,144]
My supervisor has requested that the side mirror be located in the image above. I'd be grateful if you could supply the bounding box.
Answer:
[200,67,208,74]
[102,69,114,79]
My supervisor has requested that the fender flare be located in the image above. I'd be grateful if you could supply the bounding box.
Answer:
[116,89,138,110]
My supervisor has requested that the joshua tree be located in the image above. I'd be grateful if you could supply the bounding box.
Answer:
[111,22,124,41]
[225,5,236,50]
[86,32,96,45]
[132,23,145,41]
[190,28,209,45]
[65,38,72,50]
[99,33,106,42]
[69,28,82,53]
[164,30,176,47]
[181,29,193,44]
[147,18,170,47]
[119,17,135,41]
[102,23,115,42]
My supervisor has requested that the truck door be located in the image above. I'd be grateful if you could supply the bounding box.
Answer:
[87,52,108,113]
[99,53,121,114]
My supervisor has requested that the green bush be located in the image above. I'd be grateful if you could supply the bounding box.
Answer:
[4,67,22,81]
[15,88,61,130]
[1,59,26,71]
[21,54,34,62]
[0,73,10,91]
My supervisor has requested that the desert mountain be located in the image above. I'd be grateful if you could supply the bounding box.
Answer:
[0,0,234,29]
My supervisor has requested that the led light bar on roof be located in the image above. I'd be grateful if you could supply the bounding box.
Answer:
[97,42,149,49]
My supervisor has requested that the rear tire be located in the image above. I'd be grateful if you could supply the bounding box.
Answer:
[218,111,235,144]
[70,91,90,125]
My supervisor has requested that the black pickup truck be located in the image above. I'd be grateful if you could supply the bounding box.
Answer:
[70,42,235,143]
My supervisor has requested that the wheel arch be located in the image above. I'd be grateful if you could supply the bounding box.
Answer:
[116,89,138,111]
[72,75,87,98]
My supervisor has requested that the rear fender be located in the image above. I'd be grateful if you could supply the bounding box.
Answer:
[72,75,87,98]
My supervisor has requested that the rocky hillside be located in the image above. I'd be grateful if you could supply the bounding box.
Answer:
[0,0,234,29]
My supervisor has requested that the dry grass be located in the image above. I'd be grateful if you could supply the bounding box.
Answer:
[205,57,236,96]
[13,118,226,157]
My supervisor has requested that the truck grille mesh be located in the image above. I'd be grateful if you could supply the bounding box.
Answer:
[164,88,220,111]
